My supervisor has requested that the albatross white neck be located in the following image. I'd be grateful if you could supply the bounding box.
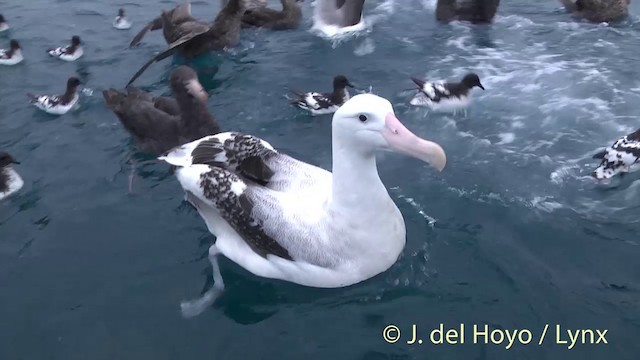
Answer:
[330,133,390,214]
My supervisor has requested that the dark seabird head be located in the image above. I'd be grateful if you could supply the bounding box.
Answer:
[333,75,355,90]
[461,73,484,90]
[67,77,82,89]
[118,8,125,17]
[9,39,20,50]
[71,36,81,46]
[0,152,20,168]
[170,66,208,104]
[0,14,6,23]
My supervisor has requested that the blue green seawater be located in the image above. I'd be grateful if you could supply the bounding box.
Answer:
[1,0,640,359]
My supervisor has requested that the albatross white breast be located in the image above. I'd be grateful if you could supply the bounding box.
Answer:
[160,93,447,318]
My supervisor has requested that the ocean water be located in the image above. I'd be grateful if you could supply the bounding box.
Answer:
[1,0,640,359]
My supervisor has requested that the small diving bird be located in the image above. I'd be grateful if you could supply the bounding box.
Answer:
[126,0,248,86]
[408,73,485,114]
[47,35,83,62]
[159,93,447,318]
[238,0,303,30]
[592,128,640,181]
[0,14,9,32]
[27,77,82,115]
[436,0,501,24]
[558,0,630,23]
[0,152,23,202]
[113,8,133,30]
[288,75,355,115]
[0,39,23,66]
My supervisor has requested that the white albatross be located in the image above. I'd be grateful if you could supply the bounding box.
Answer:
[160,93,447,318]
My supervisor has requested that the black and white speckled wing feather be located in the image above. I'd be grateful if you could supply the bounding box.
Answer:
[180,165,294,260]
[289,91,337,114]
[592,129,640,180]
[162,132,277,185]
[161,132,332,193]
[27,94,61,108]
[311,92,336,109]
[172,163,338,266]
[411,78,450,102]
[161,132,339,265]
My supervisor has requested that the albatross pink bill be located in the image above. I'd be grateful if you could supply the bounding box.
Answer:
[382,113,447,172]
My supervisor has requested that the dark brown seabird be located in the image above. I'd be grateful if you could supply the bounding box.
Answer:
[104,66,221,192]
[436,0,500,24]
[558,0,630,23]
[233,0,304,30]
[126,0,249,87]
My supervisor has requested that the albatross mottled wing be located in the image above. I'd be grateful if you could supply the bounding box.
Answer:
[181,165,294,260]
[161,132,332,194]
[173,162,337,268]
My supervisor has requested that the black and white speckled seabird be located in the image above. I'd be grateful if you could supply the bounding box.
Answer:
[113,8,132,30]
[436,0,501,24]
[0,39,23,66]
[126,0,249,87]
[103,65,221,156]
[0,152,23,202]
[47,35,83,62]
[234,0,303,30]
[409,72,485,114]
[158,93,447,318]
[27,77,82,115]
[592,128,640,181]
[0,14,9,32]
[288,75,355,116]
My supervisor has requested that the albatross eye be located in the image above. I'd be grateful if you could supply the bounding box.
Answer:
[358,114,368,122]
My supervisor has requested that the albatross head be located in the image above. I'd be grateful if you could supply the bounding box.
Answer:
[333,93,446,171]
